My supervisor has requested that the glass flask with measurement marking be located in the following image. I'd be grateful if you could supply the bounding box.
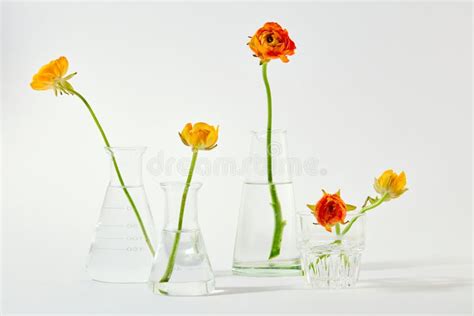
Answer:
[148,182,215,296]
[86,147,157,283]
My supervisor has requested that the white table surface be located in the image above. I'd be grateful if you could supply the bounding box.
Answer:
[4,259,472,315]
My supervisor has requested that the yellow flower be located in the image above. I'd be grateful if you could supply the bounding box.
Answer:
[179,122,219,151]
[30,56,76,95]
[374,169,407,200]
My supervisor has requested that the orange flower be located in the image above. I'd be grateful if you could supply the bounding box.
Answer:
[30,56,76,95]
[179,122,219,151]
[248,22,296,64]
[307,191,348,232]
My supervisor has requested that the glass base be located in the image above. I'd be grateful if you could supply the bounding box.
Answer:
[87,259,152,284]
[150,279,215,296]
[87,181,156,284]
[232,258,302,277]
[148,228,216,296]
[301,251,362,289]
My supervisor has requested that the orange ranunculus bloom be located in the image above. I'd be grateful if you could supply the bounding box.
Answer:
[374,169,407,200]
[308,191,347,232]
[30,56,76,95]
[179,122,219,151]
[248,22,296,64]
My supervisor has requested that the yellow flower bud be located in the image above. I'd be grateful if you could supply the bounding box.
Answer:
[179,122,219,151]
[374,169,408,200]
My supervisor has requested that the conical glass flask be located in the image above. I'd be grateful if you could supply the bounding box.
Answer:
[149,182,215,296]
[233,130,301,276]
[86,147,157,283]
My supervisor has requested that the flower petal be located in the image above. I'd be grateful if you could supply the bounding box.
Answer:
[30,56,71,92]
[55,56,69,77]
[248,22,296,63]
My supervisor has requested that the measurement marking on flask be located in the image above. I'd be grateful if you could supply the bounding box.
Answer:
[126,247,145,252]
[99,224,138,227]
[93,247,145,252]
[95,236,143,240]
[126,236,144,240]
[102,206,134,211]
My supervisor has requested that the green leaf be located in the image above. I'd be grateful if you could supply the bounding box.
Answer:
[346,204,357,211]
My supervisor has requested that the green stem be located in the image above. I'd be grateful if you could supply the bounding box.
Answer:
[341,193,389,235]
[335,223,341,235]
[160,150,198,283]
[262,62,286,260]
[70,89,155,257]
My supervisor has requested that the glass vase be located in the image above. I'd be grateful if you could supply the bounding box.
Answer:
[148,182,215,296]
[232,130,301,276]
[297,211,366,288]
[86,147,157,283]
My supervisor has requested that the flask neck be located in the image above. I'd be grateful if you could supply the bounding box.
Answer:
[161,181,202,231]
[106,147,146,187]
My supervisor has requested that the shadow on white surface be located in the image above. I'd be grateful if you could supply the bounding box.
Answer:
[210,259,473,296]
[362,259,471,271]
[212,284,303,296]
[359,259,473,293]
[358,277,472,293]
[211,270,307,296]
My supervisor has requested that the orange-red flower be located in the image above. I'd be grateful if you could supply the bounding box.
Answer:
[248,22,296,64]
[307,191,347,232]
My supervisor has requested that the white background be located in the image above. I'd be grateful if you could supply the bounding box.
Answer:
[2,1,472,314]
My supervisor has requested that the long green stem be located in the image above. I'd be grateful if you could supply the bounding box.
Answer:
[335,223,341,235]
[262,62,286,260]
[323,194,389,263]
[160,150,198,283]
[70,89,155,257]
[341,193,389,235]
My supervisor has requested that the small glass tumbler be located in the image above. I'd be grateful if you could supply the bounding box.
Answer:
[296,212,366,288]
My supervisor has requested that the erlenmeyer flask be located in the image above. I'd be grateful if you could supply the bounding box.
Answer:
[149,182,215,296]
[86,147,156,283]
